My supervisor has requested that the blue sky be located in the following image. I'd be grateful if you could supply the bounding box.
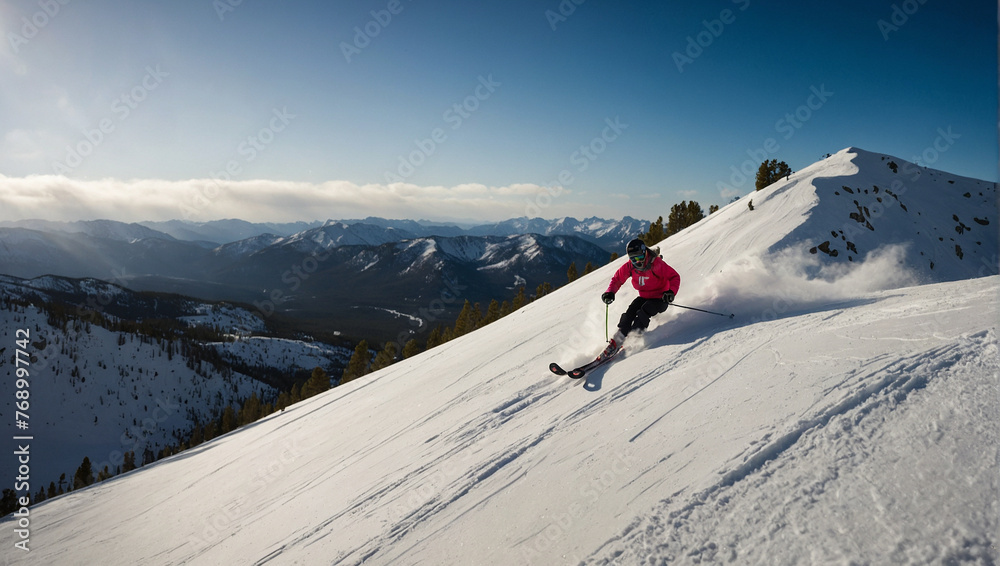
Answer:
[0,0,995,223]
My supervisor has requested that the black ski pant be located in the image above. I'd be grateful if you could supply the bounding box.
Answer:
[618,296,669,337]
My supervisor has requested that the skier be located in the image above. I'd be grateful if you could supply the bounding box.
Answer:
[598,238,680,359]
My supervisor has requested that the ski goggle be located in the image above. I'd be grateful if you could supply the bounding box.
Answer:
[629,253,647,267]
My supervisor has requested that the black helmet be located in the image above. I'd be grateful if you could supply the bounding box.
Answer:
[626,238,651,271]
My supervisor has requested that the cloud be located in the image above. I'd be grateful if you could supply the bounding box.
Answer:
[0,174,595,223]
[718,185,741,201]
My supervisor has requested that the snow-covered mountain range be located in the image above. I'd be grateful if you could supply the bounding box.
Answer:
[0,216,641,342]
[2,147,996,564]
[1,216,648,252]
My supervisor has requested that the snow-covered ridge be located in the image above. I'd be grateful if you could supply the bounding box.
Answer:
[0,219,177,243]
[211,233,284,259]
[664,147,997,285]
[177,302,268,335]
[0,273,127,299]
[211,337,351,372]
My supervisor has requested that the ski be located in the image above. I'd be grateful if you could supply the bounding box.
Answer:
[549,348,622,380]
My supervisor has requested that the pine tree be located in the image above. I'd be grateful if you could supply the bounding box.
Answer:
[453,301,476,337]
[220,405,237,434]
[204,421,218,442]
[567,262,579,283]
[453,301,483,337]
[709,204,719,214]
[755,159,792,190]
[369,342,399,372]
[1,489,16,516]
[302,367,330,398]
[639,216,666,244]
[441,326,455,343]
[341,340,371,384]
[122,451,137,473]
[534,282,553,300]
[583,262,595,275]
[239,392,263,424]
[73,457,94,489]
[425,327,443,350]
[480,299,502,328]
[665,200,705,237]
[402,339,422,359]
[275,391,292,411]
[189,423,204,448]
[512,287,527,311]
[468,302,483,331]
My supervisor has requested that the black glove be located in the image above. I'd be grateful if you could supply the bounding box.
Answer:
[601,292,615,304]
[662,290,675,304]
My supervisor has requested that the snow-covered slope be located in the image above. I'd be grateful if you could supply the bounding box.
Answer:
[3,148,997,565]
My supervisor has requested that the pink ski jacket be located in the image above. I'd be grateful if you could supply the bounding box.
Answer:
[606,256,680,299]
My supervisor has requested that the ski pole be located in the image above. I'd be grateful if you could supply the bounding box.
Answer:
[671,303,735,319]
[605,303,609,341]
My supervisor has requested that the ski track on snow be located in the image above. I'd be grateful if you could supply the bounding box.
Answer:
[583,329,999,565]
[259,347,575,564]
